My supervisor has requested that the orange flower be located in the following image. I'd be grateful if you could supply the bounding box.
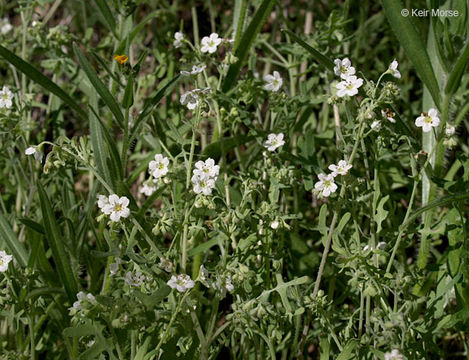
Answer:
[114,54,128,65]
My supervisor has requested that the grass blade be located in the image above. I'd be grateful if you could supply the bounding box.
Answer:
[0,44,87,120]
[94,0,117,36]
[445,40,469,95]
[281,29,334,71]
[38,183,78,302]
[222,0,275,92]
[73,43,125,128]
[381,0,441,109]
[129,75,180,142]
[0,212,28,267]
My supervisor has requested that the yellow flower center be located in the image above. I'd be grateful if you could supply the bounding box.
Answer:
[114,204,123,212]
[424,116,432,124]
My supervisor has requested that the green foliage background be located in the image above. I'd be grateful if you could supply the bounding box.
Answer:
[0,0,468,359]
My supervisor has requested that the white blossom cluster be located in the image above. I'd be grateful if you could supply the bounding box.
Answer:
[70,291,97,316]
[314,160,352,197]
[333,58,363,97]
[97,194,130,222]
[199,265,234,296]
[180,87,210,110]
[191,158,220,196]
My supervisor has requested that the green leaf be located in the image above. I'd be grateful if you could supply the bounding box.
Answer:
[0,212,28,267]
[17,217,45,235]
[375,195,389,234]
[73,43,124,128]
[188,237,219,256]
[336,339,357,360]
[123,74,133,109]
[381,0,441,109]
[115,11,159,54]
[94,0,117,36]
[203,135,254,159]
[38,183,78,302]
[63,324,102,337]
[445,40,469,95]
[129,75,180,142]
[222,0,275,92]
[135,286,171,310]
[402,191,469,230]
[0,44,87,120]
[89,105,124,184]
[89,104,112,186]
[319,337,331,360]
[281,29,334,71]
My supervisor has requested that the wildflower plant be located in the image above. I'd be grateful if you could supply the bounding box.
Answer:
[0,1,468,359]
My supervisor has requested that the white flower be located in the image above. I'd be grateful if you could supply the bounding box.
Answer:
[377,242,387,250]
[102,194,130,222]
[25,146,42,161]
[212,275,234,294]
[0,250,13,272]
[97,194,109,209]
[167,274,195,292]
[149,154,169,179]
[415,108,440,133]
[181,64,206,76]
[192,174,216,195]
[0,18,12,35]
[336,76,363,97]
[198,265,211,287]
[140,183,157,196]
[314,173,338,197]
[224,276,234,292]
[72,291,97,312]
[158,258,174,273]
[389,59,401,79]
[109,262,119,276]
[173,31,184,48]
[263,133,285,152]
[193,158,220,179]
[200,33,222,54]
[180,90,200,110]
[0,86,13,109]
[270,220,280,230]
[384,349,403,360]
[125,271,145,286]
[333,58,356,79]
[263,71,283,92]
[381,109,396,123]
[445,123,455,136]
[328,160,352,176]
[371,120,382,131]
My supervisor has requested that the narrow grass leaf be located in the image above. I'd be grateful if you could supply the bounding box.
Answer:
[129,75,180,141]
[445,40,469,95]
[38,183,78,302]
[222,0,275,92]
[73,43,124,127]
[0,212,28,267]
[94,0,117,36]
[0,44,87,120]
[381,0,441,109]
[281,29,334,71]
